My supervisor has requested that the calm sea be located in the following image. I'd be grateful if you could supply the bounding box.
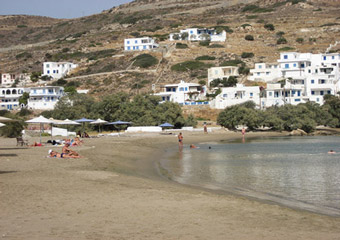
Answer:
[160,136,340,216]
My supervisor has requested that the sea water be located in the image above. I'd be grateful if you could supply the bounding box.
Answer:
[160,136,340,216]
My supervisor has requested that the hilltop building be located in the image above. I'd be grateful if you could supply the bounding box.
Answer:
[124,37,159,51]
[0,73,30,87]
[43,62,78,80]
[248,52,340,107]
[169,28,226,42]
[154,80,207,105]
[0,87,27,110]
[210,84,260,109]
[27,86,65,110]
[208,66,239,86]
[248,63,281,82]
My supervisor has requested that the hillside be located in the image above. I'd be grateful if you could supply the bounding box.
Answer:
[0,0,339,97]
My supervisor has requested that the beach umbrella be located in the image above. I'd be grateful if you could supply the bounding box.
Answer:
[0,123,5,127]
[107,120,133,125]
[107,120,132,131]
[159,122,174,128]
[74,118,95,134]
[0,116,16,122]
[90,118,108,132]
[26,115,54,143]
[54,119,80,136]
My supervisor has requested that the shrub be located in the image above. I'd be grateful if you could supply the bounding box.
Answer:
[277,37,287,44]
[175,43,188,49]
[241,52,254,58]
[241,24,252,28]
[246,15,258,19]
[199,40,210,47]
[16,52,32,60]
[278,47,295,51]
[264,23,275,31]
[195,55,216,61]
[199,80,206,85]
[171,61,209,72]
[276,31,285,37]
[132,54,158,68]
[238,66,250,75]
[245,35,254,41]
[17,25,27,28]
[220,59,244,66]
[309,38,316,42]
[130,32,140,37]
[207,44,224,48]
[296,38,304,43]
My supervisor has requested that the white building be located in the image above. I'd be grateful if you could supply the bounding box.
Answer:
[0,88,27,110]
[169,28,226,42]
[154,80,208,105]
[248,52,340,107]
[248,63,281,82]
[124,37,159,51]
[0,73,30,87]
[208,66,239,86]
[43,62,78,79]
[27,86,65,110]
[210,84,260,109]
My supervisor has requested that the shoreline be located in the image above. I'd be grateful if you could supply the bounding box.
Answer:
[1,131,340,239]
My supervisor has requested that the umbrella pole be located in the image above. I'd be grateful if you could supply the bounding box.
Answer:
[40,123,42,144]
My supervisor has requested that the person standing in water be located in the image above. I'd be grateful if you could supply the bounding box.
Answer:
[203,123,208,134]
[178,132,183,149]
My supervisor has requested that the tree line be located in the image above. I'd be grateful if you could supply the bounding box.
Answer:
[217,95,340,133]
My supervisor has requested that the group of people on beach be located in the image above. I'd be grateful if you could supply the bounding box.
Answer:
[48,137,83,158]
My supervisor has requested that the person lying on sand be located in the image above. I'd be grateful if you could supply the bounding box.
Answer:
[30,142,44,147]
[62,143,79,157]
[48,149,81,158]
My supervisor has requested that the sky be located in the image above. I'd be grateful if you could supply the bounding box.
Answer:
[0,0,133,19]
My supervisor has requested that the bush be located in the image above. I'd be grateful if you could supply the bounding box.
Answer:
[264,23,275,31]
[241,52,254,58]
[220,59,244,66]
[16,52,32,60]
[276,31,285,37]
[238,66,250,75]
[278,47,295,51]
[277,37,287,44]
[207,44,224,48]
[195,55,216,61]
[245,35,254,41]
[132,54,158,68]
[130,32,140,37]
[175,43,188,49]
[171,61,210,72]
[241,24,252,28]
[296,38,304,43]
[199,41,210,47]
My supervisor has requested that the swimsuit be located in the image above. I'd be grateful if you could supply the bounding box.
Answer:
[60,153,64,158]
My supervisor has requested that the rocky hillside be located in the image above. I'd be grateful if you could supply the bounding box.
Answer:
[0,0,339,97]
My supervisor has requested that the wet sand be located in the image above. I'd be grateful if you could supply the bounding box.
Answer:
[1,131,340,239]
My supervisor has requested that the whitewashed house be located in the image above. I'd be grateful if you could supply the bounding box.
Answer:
[27,86,65,110]
[248,63,281,82]
[154,80,208,105]
[43,62,78,79]
[124,37,159,51]
[169,28,226,42]
[208,66,239,86]
[210,84,260,109]
[0,73,30,87]
[0,88,27,110]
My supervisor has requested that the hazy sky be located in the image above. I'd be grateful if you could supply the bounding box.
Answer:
[0,0,133,19]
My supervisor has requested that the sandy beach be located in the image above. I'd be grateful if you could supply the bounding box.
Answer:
[1,131,340,239]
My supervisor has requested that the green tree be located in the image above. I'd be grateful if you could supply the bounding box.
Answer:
[264,23,275,31]
[19,92,29,105]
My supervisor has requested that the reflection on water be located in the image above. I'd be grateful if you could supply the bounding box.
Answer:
[160,136,340,216]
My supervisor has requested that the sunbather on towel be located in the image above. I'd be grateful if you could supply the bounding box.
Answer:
[48,149,81,158]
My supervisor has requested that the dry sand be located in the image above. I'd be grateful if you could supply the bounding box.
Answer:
[1,131,340,240]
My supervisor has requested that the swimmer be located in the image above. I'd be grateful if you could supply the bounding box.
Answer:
[328,150,336,154]
[190,144,198,149]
